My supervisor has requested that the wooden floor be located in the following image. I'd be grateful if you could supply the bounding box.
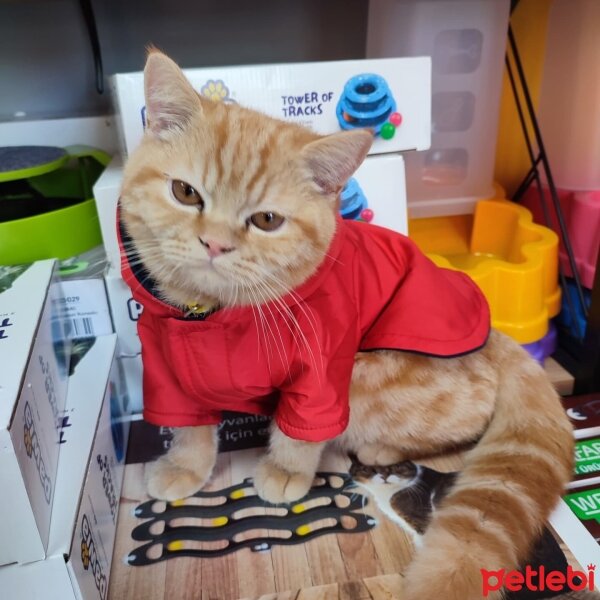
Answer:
[108,358,575,600]
[109,448,464,600]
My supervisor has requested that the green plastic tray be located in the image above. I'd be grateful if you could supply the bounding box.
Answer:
[0,145,110,265]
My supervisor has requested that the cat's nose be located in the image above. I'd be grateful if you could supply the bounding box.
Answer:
[199,237,235,258]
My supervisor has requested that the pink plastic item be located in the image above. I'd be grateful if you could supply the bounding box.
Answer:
[521,187,600,289]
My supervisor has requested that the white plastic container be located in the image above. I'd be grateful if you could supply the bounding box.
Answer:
[367,0,511,217]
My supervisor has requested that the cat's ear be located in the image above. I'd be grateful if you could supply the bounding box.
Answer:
[301,129,373,195]
[143,49,201,138]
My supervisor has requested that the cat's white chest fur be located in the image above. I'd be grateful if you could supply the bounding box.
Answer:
[354,473,424,548]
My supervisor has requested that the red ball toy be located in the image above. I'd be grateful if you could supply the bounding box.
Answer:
[360,208,374,223]
[389,112,403,127]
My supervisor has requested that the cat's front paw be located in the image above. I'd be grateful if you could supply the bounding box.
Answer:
[145,456,210,501]
[254,459,313,504]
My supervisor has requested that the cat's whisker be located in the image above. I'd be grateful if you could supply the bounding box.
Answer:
[243,271,294,378]
[260,267,321,345]
[247,285,274,376]
[254,268,323,379]
[250,279,295,381]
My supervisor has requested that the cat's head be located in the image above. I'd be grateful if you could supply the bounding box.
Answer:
[349,457,418,486]
[120,50,373,309]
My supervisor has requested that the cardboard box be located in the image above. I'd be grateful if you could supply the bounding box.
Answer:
[549,490,600,571]
[92,157,124,275]
[48,333,126,554]
[0,261,69,566]
[0,556,76,600]
[112,57,431,158]
[104,275,142,357]
[95,150,408,288]
[120,354,143,414]
[0,334,131,599]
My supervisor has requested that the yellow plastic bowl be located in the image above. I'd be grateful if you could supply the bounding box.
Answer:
[409,199,561,344]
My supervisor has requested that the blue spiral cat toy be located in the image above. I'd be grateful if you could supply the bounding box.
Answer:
[336,73,397,136]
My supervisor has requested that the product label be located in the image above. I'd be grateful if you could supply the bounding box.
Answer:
[575,439,600,476]
[54,280,113,339]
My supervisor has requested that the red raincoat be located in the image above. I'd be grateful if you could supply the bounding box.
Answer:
[120,217,490,442]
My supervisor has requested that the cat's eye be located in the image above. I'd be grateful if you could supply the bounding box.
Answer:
[248,212,285,232]
[171,179,204,209]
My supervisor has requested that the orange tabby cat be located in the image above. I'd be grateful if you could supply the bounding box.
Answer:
[119,51,574,600]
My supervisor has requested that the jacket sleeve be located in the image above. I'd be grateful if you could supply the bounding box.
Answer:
[138,317,222,428]
[274,308,356,442]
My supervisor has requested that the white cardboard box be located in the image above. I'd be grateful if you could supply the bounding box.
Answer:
[48,333,126,555]
[92,157,124,277]
[0,261,69,566]
[549,498,600,571]
[120,354,143,415]
[0,335,130,599]
[104,274,143,358]
[112,57,431,158]
[94,153,408,276]
[0,556,76,600]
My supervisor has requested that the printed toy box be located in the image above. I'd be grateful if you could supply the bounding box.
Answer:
[0,334,130,599]
[111,57,431,158]
[0,260,69,566]
[104,274,143,358]
[94,153,409,278]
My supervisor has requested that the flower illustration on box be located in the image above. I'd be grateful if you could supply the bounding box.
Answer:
[200,80,232,102]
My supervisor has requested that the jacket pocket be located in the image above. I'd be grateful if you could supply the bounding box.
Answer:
[162,319,236,400]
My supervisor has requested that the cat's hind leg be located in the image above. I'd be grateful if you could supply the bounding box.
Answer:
[145,425,217,501]
[342,350,497,461]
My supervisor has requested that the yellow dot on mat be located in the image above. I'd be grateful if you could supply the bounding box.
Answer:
[167,541,183,551]
[296,525,311,536]
[212,517,229,526]
[291,504,306,514]
[170,499,185,507]
[230,490,245,499]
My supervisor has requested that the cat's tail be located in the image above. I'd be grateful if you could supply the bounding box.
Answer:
[401,332,574,600]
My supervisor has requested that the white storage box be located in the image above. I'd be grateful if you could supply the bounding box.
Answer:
[0,261,69,566]
[111,57,431,158]
[367,0,510,216]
